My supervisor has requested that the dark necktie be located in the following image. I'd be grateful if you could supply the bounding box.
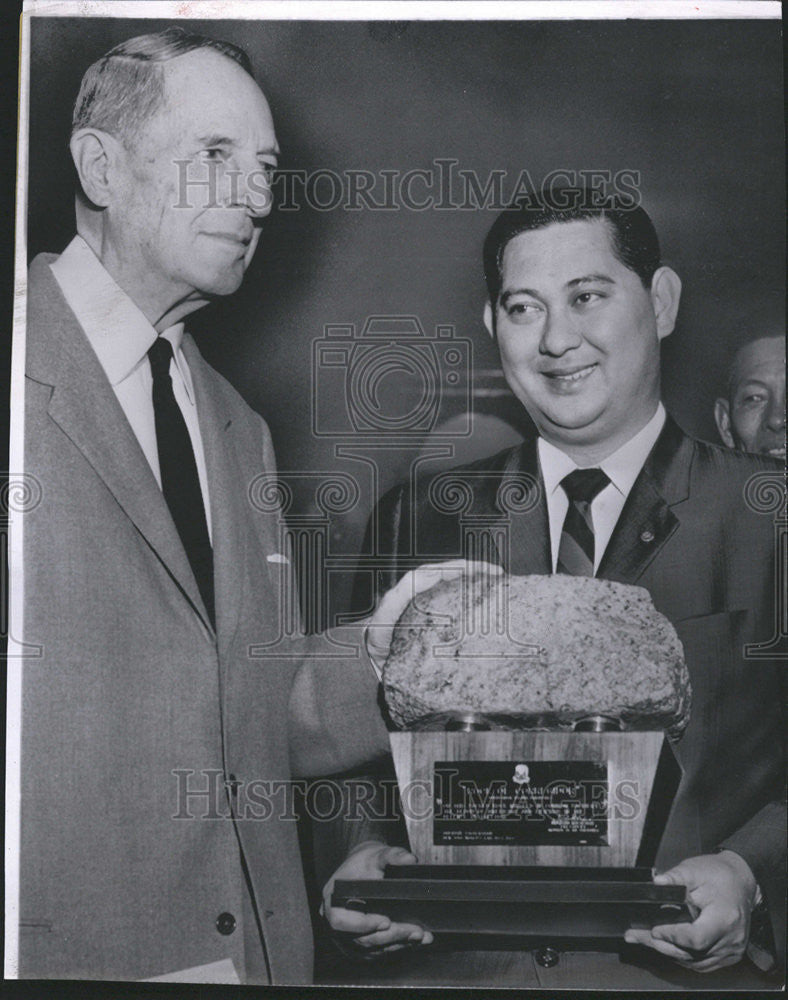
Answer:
[148,337,215,628]
[556,468,610,577]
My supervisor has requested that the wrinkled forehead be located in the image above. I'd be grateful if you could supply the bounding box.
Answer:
[148,48,275,144]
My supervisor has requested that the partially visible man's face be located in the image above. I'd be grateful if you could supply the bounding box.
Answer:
[485,218,673,459]
[715,336,786,457]
[110,48,279,310]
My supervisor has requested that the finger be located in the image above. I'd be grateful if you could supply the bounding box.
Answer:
[372,561,502,626]
[650,924,709,954]
[355,927,428,949]
[355,947,385,960]
[415,559,503,574]
[675,951,741,973]
[653,868,684,885]
[369,574,465,643]
[380,847,418,867]
[385,561,501,604]
[668,933,743,965]
[367,561,505,662]
[467,559,503,572]
[326,907,391,936]
[651,904,729,954]
[381,936,434,954]
[418,562,503,589]
[354,923,429,949]
[624,929,696,962]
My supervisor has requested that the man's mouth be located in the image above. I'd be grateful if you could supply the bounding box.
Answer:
[204,231,252,247]
[765,445,786,458]
[542,363,598,384]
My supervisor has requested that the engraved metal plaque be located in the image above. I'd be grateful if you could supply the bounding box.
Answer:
[433,760,609,847]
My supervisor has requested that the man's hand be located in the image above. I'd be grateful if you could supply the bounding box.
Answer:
[365,560,503,675]
[321,841,434,957]
[624,851,759,972]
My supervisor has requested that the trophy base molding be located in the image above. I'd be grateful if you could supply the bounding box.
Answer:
[332,865,694,947]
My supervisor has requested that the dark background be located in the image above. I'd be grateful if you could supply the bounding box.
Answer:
[25,16,785,617]
[8,13,786,997]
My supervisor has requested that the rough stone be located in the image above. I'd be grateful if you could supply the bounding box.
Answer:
[383,572,690,735]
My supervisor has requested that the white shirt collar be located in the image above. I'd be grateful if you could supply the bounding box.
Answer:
[538,403,667,499]
[50,235,193,402]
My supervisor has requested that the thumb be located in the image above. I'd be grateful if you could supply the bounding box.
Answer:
[653,866,682,885]
[379,846,417,868]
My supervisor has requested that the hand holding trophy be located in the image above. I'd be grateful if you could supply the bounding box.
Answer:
[334,566,695,952]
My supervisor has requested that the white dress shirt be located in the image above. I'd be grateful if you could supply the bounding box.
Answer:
[50,235,212,541]
[538,404,666,573]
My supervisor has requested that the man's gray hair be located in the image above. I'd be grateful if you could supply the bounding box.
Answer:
[72,26,254,145]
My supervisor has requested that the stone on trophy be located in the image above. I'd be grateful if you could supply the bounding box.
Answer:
[383,573,690,736]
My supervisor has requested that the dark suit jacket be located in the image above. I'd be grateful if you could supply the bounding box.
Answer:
[16,255,390,983]
[337,418,785,988]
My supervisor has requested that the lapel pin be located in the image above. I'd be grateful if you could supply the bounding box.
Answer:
[640,529,655,544]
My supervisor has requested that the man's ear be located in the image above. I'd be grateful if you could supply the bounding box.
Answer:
[69,128,123,208]
[714,397,736,448]
[649,266,682,341]
[483,300,495,339]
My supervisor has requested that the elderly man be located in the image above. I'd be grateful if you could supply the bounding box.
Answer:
[326,192,785,989]
[714,333,785,458]
[17,27,446,984]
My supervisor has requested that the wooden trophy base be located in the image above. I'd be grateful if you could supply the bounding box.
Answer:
[331,729,688,945]
[389,729,680,868]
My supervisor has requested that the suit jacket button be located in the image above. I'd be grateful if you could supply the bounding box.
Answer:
[535,945,560,967]
[640,529,655,543]
[216,912,236,935]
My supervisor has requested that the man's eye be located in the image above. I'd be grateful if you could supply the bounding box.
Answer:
[505,302,540,319]
[741,394,766,405]
[574,291,604,306]
[201,147,227,162]
[257,161,277,183]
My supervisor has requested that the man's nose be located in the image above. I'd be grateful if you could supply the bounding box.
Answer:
[223,156,274,218]
[765,384,786,430]
[538,308,583,356]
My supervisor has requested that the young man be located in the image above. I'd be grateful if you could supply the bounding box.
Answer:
[327,193,785,988]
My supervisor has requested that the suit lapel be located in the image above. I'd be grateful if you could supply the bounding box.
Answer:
[485,438,552,575]
[28,255,213,631]
[182,336,247,650]
[476,418,692,583]
[597,417,691,584]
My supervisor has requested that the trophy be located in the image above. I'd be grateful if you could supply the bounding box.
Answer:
[333,572,694,950]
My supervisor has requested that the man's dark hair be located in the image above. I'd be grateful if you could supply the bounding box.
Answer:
[724,329,785,401]
[72,27,254,147]
[483,189,662,304]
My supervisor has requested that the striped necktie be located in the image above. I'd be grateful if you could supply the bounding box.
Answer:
[556,468,610,577]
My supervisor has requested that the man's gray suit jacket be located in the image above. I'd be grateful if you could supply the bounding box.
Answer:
[17,255,390,983]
